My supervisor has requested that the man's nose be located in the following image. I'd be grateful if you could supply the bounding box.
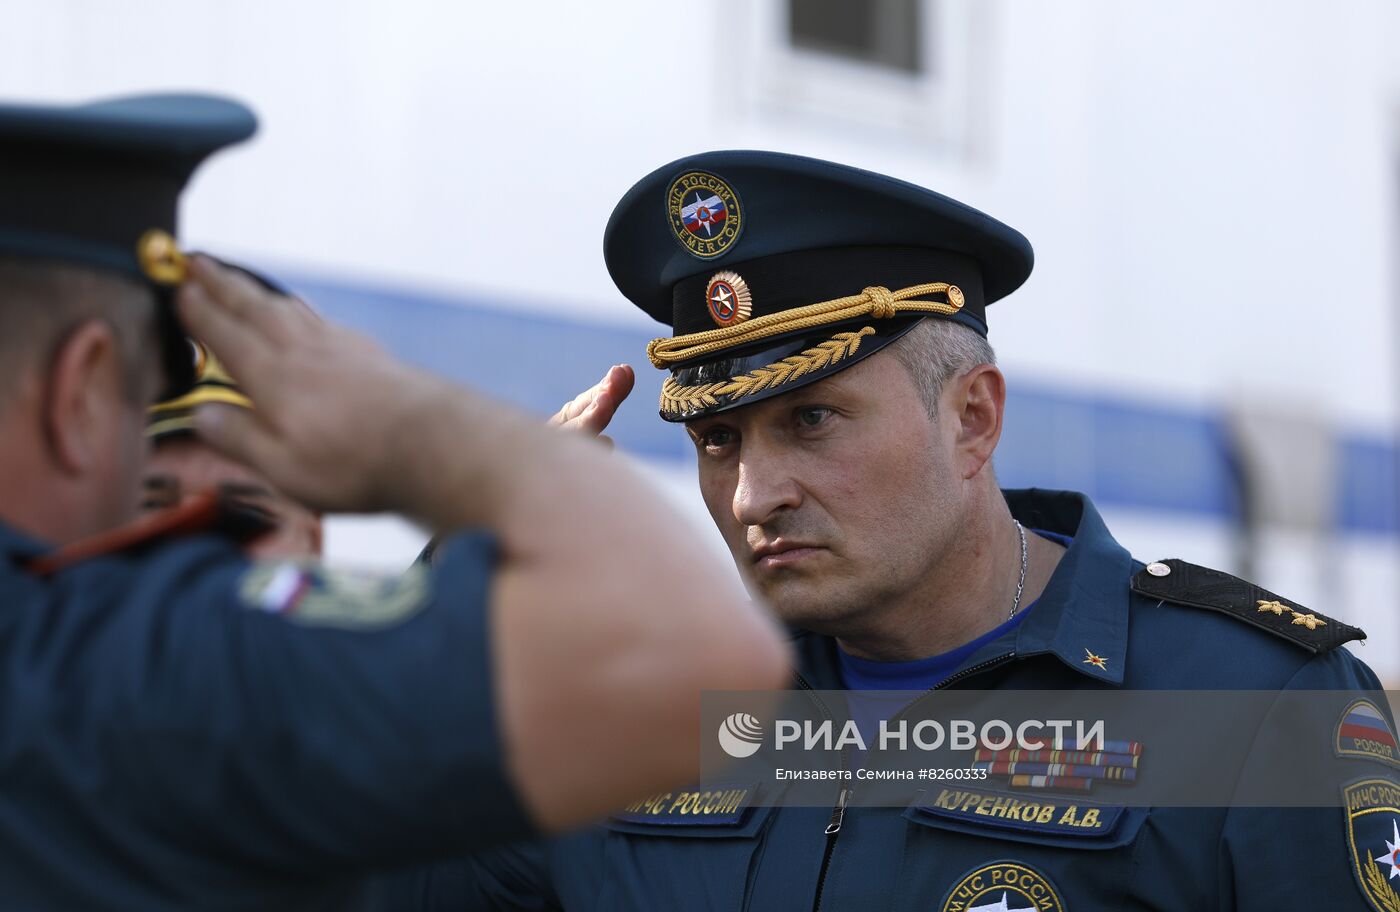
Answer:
[731,441,803,527]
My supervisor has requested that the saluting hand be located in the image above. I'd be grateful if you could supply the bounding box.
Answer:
[547,364,634,447]
[174,255,445,515]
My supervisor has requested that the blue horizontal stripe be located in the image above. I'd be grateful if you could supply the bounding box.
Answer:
[279,270,1398,535]
[997,387,1237,519]
[1337,437,1399,534]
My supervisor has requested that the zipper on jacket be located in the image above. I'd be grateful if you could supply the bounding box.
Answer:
[795,673,851,912]
[931,652,1015,692]
[805,652,1017,912]
[811,783,849,912]
[824,784,851,835]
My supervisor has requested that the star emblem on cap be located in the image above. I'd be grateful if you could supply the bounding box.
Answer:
[1083,649,1108,670]
[704,270,753,327]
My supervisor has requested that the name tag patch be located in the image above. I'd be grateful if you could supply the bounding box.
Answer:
[919,785,1122,838]
[613,784,758,826]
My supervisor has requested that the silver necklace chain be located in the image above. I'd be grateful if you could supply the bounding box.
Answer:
[1009,520,1028,621]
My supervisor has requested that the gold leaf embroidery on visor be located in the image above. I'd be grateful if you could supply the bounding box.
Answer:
[659,327,875,418]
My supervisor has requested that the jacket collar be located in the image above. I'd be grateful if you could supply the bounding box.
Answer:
[1004,488,1131,685]
[792,488,1133,687]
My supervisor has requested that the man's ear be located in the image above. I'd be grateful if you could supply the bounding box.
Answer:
[949,363,1006,480]
[43,319,122,476]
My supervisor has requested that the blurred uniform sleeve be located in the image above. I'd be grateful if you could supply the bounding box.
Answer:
[31,528,534,883]
[370,843,560,912]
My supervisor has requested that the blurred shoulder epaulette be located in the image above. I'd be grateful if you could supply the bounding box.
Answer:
[25,491,275,577]
[1131,558,1365,654]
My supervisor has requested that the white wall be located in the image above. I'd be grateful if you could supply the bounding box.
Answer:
[7,1,1396,431]
[5,0,1398,675]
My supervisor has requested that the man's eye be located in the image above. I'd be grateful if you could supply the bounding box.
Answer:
[699,428,735,450]
[796,406,833,428]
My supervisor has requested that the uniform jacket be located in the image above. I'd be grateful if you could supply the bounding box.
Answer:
[0,519,529,910]
[389,488,1391,912]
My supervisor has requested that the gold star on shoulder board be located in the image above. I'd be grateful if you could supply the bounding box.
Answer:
[1290,613,1327,630]
[1257,600,1288,615]
[1083,649,1108,670]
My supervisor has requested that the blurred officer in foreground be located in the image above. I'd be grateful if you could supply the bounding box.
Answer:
[409,153,1392,911]
[144,274,323,558]
[0,98,788,909]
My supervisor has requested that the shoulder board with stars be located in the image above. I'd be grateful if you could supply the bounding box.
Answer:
[1130,558,1365,654]
[24,491,276,577]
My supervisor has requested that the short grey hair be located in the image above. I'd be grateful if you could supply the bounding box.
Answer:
[0,257,157,408]
[887,318,996,417]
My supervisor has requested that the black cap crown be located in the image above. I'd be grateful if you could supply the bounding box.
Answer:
[0,93,257,396]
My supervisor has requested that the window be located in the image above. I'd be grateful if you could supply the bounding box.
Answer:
[729,0,985,153]
[788,0,924,75]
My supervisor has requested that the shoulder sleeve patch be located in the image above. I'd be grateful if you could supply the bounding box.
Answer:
[1344,778,1400,911]
[239,561,430,630]
[1130,558,1365,654]
[1338,700,1400,770]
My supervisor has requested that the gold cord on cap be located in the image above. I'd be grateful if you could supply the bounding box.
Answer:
[647,281,963,369]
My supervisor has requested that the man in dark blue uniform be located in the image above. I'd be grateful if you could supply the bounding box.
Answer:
[0,101,788,908]
[397,152,1397,910]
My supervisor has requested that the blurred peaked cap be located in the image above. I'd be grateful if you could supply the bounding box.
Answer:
[603,150,1033,422]
[147,260,289,441]
[0,93,258,397]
